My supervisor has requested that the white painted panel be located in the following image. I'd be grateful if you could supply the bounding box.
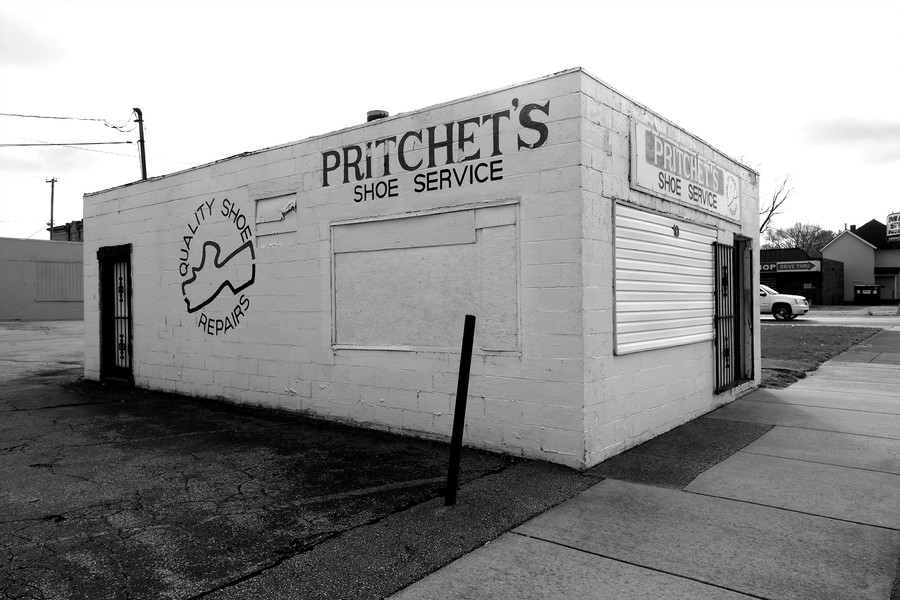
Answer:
[335,243,481,348]
[475,204,517,229]
[614,203,715,354]
[479,225,518,351]
[333,210,475,254]
[255,193,296,224]
[333,204,518,351]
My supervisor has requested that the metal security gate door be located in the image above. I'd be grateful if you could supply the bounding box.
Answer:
[714,242,737,392]
[98,245,133,380]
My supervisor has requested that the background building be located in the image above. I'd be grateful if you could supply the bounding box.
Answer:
[822,220,900,302]
[49,220,84,242]
[760,248,843,305]
[82,69,760,468]
[0,238,84,320]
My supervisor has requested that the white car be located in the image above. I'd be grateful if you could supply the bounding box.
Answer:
[759,284,809,320]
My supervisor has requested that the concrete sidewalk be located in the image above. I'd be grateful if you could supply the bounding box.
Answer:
[392,329,900,600]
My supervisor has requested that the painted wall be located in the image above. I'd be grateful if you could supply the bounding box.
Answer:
[823,234,876,301]
[0,238,84,321]
[874,249,900,300]
[874,249,900,269]
[85,71,588,464]
[83,69,759,468]
[578,76,759,466]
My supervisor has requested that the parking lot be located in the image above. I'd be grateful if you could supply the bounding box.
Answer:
[0,322,593,599]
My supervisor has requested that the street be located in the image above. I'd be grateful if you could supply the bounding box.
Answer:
[760,304,900,328]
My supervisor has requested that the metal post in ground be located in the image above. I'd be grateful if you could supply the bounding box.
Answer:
[445,314,476,506]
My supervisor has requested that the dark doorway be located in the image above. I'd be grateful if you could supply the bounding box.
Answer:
[98,245,133,381]
[714,238,754,393]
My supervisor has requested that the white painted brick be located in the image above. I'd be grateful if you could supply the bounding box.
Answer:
[520,213,582,242]
[521,190,582,219]
[402,409,435,432]
[483,397,518,423]
[520,402,580,431]
[539,165,581,194]
[521,263,582,289]
[540,381,583,406]
[417,392,452,416]
[503,422,543,450]
[539,428,581,460]
[524,310,582,336]
[374,405,404,429]
[84,69,759,471]
[464,418,504,448]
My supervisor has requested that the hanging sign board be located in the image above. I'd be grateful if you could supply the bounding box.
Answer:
[887,212,900,243]
[631,122,741,222]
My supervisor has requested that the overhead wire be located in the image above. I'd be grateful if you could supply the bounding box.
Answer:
[1,110,197,170]
[0,141,133,147]
[0,110,137,132]
[25,225,48,239]
[2,135,195,165]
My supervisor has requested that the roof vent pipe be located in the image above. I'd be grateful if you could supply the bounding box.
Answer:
[367,110,389,122]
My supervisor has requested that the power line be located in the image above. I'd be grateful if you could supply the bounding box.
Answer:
[1,137,193,164]
[0,110,137,132]
[26,225,47,239]
[0,111,110,121]
[0,141,134,147]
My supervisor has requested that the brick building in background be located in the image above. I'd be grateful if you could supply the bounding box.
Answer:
[82,69,760,469]
[760,248,843,305]
[49,220,84,242]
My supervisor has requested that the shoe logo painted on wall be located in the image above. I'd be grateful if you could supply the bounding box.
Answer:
[178,197,255,336]
[182,240,255,312]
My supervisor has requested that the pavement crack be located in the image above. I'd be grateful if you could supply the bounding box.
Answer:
[185,531,342,600]
[683,489,900,531]
[4,400,119,412]
[510,530,777,600]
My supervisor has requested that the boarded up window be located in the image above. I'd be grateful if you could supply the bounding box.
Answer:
[255,193,297,247]
[332,204,518,352]
[614,203,715,354]
[35,262,83,302]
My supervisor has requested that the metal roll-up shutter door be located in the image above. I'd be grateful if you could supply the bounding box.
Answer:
[614,203,716,355]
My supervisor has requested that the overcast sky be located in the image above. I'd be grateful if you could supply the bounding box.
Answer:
[1,0,898,240]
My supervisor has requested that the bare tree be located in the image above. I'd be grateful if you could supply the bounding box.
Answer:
[762,222,836,258]
[759,176,792,234]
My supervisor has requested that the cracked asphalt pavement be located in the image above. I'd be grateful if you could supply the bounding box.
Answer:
[0,322,596,599]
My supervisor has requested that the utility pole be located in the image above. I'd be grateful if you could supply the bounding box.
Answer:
[133,107,147,180]
[46,177,57,238]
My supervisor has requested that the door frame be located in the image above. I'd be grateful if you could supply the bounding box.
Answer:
[714,237,754,393]
[97,244,133,381]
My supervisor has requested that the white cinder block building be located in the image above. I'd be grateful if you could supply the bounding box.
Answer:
[84,69,760,469]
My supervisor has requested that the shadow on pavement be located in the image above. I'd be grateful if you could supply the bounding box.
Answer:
[1,341,595,599]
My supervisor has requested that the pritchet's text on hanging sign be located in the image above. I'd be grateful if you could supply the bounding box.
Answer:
[631,122,742,222]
